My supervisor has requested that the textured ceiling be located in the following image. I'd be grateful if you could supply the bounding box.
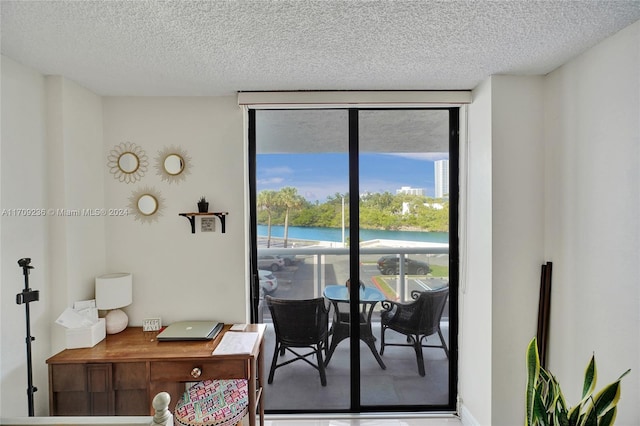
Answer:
[1,1,639,96]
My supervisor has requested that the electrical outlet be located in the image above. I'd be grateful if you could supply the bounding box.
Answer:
[142,318,162,331]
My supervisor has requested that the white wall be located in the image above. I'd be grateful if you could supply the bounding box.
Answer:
[45,76,106,355]
[461,75,545,426]
[1,58,107,416]
[491,75,545,425]
[1,56,50,416]
[102,97,247,327]
[543,20,639,425]
[459,79,493,426]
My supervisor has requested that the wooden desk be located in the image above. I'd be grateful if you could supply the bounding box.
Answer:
[46,324,266,426]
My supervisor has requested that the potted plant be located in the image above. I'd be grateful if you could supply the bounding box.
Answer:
[526,337,630,426]
[197,196,209,213]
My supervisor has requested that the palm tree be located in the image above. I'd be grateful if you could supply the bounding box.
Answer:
[278,187,304,248]
[257,190,278,248]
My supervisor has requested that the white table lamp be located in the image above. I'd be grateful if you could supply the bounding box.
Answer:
[95,272,132,334]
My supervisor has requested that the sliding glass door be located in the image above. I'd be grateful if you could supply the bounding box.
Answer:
[358,109,457,410]
[249,107,458,413]
[252,109,352,411]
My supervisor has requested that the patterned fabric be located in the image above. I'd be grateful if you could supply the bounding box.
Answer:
[174,379,248,426]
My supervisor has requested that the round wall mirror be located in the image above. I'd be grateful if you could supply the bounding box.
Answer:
[119,152,140,173]
[137,194,158,216]
[163,154,184,176]
[155,146,191,184]
[108,142,148,183]
[129,187,164,224]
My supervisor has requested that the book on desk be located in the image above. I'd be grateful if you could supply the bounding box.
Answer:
[212,331,259,355]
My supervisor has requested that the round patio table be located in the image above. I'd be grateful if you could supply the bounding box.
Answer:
[322,285,386,369]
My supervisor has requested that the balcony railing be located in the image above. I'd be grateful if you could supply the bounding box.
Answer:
[258,243,449,303]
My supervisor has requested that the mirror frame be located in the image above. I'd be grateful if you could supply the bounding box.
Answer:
[119,152,140,174]
[137,194,158,216]
[107,142,148,183]
[155,146,192,184]
[163,154,184,176]
[129,187,164,224]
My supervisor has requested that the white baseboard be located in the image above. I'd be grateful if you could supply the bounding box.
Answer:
[459,404,481,426]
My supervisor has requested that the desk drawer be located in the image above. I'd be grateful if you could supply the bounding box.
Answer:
[150,360,247,382]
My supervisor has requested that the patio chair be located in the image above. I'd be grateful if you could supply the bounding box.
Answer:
[379,287,449,376]
[266,295,330,386]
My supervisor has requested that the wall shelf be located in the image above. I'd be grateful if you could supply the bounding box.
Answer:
[179,212,228,234]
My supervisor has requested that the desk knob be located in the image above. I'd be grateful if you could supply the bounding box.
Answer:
[190,367,202,379]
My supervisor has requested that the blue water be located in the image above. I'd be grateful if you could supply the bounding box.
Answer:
[257,224,448,244]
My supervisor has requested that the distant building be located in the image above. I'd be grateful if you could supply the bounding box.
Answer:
[396,186,425,196]
[359,191,374,199]
[402,201,444,215]
[434,160,449,198]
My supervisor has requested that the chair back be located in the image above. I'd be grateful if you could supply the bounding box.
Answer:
[413,287,449,336]
[266,296,328,347]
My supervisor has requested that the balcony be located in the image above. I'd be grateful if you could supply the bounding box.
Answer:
[257,243,451,412]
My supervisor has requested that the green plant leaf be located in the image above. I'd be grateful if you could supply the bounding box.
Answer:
[524,340,629,426]
[533,391,548,425]
[592,369,629,417]
[573,356,599,411]
[593,381,620,417]
[526,338,541,426]
[551,394,566,426]
[555,380,569,414]
[617,368,631,381]
[581,405,597,426]
[568,404,581,425]
[539,371,552,406]
[558,412,570,426]
[582,355,597,399]
[598,407,617,426]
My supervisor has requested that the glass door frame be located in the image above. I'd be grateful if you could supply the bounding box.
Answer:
[248,106,459,414]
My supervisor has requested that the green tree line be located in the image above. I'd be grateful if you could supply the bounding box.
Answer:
[257,187,449,247]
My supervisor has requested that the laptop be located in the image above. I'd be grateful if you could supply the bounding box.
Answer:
[156,320,223,341]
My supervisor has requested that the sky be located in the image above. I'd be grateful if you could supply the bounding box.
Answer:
[257,152,448,202]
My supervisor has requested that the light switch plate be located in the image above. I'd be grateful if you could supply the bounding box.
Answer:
[142,318,162,331]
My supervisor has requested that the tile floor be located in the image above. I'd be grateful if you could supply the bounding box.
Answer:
[263,322,451,411]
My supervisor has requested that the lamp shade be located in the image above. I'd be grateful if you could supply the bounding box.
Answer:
[95,273,132,310]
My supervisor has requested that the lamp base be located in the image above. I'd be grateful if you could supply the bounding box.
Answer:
[104,309,128,334]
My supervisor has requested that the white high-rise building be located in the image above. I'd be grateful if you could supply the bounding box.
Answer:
[434,160,449,199]
[396,186,425,196]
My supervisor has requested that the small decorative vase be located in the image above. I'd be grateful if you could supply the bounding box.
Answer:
[105,309,128,334]
[197,202,209,213]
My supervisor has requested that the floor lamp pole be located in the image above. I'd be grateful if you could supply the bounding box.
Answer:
[16,257,39,416]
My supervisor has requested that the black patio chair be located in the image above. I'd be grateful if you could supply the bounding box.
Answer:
[266,295,330,386]
[379,287,449,376]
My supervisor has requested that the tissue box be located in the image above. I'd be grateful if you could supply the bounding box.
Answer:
[65,318,106,349]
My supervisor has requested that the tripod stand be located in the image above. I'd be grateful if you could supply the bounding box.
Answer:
[16,257,39,416]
